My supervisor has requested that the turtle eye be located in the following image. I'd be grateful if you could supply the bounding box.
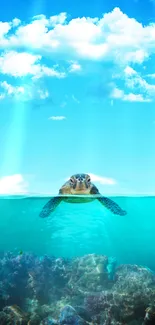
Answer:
[70,178,74,184]
[87,177,91,183]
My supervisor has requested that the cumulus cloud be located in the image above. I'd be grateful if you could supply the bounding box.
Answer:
[146,73,155,78]
[111,87,151,102]
[124,66,137,76]
[0,22,11,39]
[1,8,155,101]
[49,12,67,26]
[124,66,155,100]
[1,80,24,95]
[48,116,66,120]
[0,174,28,194]
[37,89,49,99]
[0,81,24,100]
[0,80,49,101]
[0,94,5,100]
[1,8,155,64]
[0,51,41,77]
[0,51,65,79]
[12,18,21,27]
[110,64,155,102]
[123,93,151,102]
[69,61,81,73]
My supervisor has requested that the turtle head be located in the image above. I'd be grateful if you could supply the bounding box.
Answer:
[69,173,91,194]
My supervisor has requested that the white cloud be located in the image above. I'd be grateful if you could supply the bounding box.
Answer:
[0,94,5,100]
[0,80,49,101]
[0,51,41,77]
[111,64,155,102]
[49,116,66,120]
[0,174,28,194]
[69,61,81,73]
[49,12,67,26]
[146,73,155,78]
[32,65,66,80]
[37,89,49,99]
[111,87,150,102]
[88,173,117,185]
[124,67,155,100]
[124,66,137,76]
[0,22,11,39]
[125,70,154,91]
[1,7,155,64]
[2,9,155,101]
[112,87,124,99]
[1,81,24,95]
[12,18,21,27]
[0,81,24,100]
[0,51,65,79]
[124,93,151,102]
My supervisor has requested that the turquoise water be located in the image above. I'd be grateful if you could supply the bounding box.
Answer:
[1,195,155,269]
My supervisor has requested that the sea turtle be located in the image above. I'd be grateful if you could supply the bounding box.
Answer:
[39,173,127,218]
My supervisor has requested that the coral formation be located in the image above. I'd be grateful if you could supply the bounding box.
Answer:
[0,252,155,324]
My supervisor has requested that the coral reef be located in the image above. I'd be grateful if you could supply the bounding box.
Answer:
[0,252,155,324]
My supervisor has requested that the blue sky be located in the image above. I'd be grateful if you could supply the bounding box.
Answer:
[0,0,155,195]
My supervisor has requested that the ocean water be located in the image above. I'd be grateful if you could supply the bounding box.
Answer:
[1,195,155,324]
[1,195,155,269]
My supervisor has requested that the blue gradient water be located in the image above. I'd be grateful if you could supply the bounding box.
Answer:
[1,195,155,270]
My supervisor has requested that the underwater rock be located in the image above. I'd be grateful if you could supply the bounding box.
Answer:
[28,312,42,324]
[143,306,155,324]
[83,262,155,324]
[3,304,29,324]
[0,311,11,325]
[1,252,155,324]
[106,256,117,281]
[59,305,78,323]
[73,306,92,322]
[67,254,113,295]
[0,252,70,308]
[42,316,58,325]
[59,305,88,324]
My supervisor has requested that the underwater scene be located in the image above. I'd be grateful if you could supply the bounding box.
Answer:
[0,195,155,325]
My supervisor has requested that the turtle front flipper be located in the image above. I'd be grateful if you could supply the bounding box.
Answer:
[98,196,127,216]
[90,185,127,216]
[39,196,62,218]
